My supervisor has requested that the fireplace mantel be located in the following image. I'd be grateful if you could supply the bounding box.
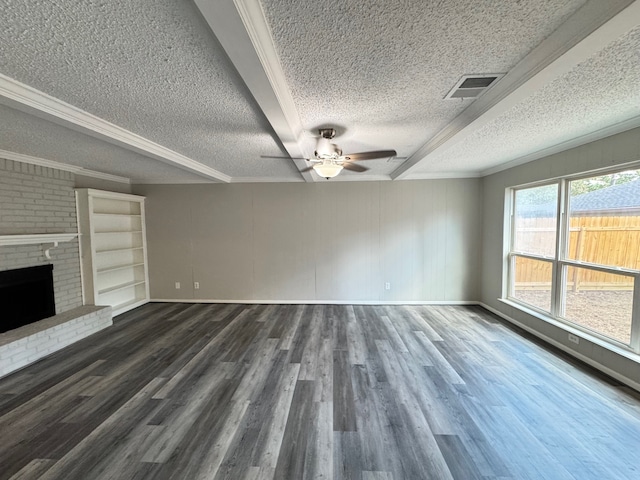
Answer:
[0,233,78,259]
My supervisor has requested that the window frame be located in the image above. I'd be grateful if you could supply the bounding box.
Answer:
[507,181,560,315]
[505,166,640,353]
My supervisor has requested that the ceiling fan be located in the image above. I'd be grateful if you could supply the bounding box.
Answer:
[300,128,397,179]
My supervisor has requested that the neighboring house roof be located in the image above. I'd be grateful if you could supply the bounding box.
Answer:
[571,180,640,212]
[519,180,640,217]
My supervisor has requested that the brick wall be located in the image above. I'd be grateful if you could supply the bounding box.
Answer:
[0,158,82,313]
[0,305,112,378]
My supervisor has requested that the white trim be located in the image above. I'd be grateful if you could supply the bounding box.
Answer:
[404,171,483,180]
[194,0,313,182]
[112,299,149,317]
[0,149,131,184]
[78,188,146,203]
[481,115,640,177]
[480,301,640,392]
[0,233,78,259]
[631,278,640,351]
[233,0,302,145]
[0,233,77,247]
[503,295,636,352]
[392,0,640,180]
[230,176,305,183]
[329,174,393,182]
[151,298,480,306]
[0,74,231,183]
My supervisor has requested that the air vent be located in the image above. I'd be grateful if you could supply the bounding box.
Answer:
[445,74,504,100]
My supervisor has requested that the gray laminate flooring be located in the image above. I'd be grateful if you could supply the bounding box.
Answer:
[1,303,639,479]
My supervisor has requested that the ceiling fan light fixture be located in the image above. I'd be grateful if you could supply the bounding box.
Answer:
[313,162,343,179]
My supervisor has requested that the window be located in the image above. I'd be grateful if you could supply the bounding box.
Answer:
[510,184,558,313]
[507,168,640,351]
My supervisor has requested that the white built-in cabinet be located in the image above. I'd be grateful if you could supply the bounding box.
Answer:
[76,189,150,316]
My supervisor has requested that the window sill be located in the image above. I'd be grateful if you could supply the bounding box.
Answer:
[497,297,640,363]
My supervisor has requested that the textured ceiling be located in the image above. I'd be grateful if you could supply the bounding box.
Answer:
[0,105,207,184]
[261,0,588,158]
[0,0,638,183]
[413,24,640,174]
[0,0,297,179]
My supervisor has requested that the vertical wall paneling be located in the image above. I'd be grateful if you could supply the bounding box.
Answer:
[135,179,482,303]
[190,184,254,300]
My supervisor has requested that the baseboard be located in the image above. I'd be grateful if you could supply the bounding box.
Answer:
[150,298,481,306]
[479,302,640,393]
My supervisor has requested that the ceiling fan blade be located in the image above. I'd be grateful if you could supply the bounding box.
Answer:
[343,162,369,173]
[299,166,314,173]
[343,150,397,161]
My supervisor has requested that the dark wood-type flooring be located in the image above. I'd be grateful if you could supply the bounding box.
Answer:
[1,303,640,479]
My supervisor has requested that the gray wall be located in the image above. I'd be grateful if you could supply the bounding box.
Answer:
[0,158,83,313]
[134,179,482,303]
[481,126,640,388]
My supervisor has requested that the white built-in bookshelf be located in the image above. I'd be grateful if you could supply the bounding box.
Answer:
[76,189,150,316]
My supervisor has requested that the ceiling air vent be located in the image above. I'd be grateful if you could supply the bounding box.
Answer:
[445,74,504,100]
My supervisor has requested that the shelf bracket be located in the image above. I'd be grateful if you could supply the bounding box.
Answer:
[0,233,77,260]
[43,241,60,260]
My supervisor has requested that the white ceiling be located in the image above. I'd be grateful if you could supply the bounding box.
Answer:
[0,0,639,184]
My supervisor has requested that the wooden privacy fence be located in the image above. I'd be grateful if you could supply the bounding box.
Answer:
[515,215,640,291]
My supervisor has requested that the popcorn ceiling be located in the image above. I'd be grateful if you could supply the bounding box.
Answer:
[0,0,295,178]
[261,0,587,165]
[414,25,640,174]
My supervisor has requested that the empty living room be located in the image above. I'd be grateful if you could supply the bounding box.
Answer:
[2,0,640,479]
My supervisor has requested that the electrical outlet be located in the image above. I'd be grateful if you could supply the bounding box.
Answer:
[568,333,580,345]
[385,282,391,290]
[175,282,180,289]
[194,282,200,290]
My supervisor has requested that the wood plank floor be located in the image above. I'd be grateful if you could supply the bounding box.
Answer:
[1,303,639,480]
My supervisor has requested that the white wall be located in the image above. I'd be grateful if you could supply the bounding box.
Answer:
[481,126,640,388]
[134,179,482,303]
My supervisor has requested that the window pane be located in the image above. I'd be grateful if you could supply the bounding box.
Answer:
[567,170,640,270]
[514,184,558,257]
[511,256,553,312]
[563,266,633,345]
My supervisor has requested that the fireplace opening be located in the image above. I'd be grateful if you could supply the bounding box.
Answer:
[0,264,55,334]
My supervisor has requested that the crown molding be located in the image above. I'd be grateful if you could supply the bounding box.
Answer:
[481,115,640,177]
[0,149,131,184]
[392,0,640,180]
[230,176,304,183]
[327,174,392,182]
[403,171,483,180]
[194,0,314,182]
[0,74,231,183]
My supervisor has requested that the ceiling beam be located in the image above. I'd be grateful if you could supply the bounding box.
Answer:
[0,74,230,183]
[392,0,640,179]
[194,0,315,182]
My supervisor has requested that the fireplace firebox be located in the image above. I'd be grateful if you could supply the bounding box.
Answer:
[0,264,55,333]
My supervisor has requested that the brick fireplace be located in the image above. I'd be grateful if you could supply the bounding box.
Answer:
[0,158,112,378]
